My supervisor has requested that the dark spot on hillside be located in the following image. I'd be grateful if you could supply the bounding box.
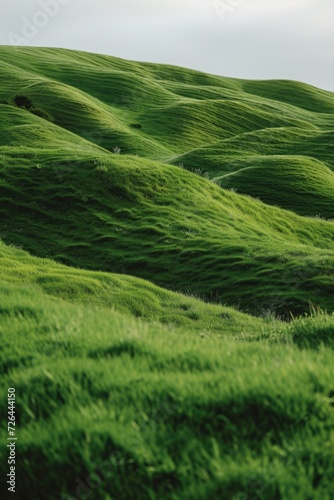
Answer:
[1,94,54,122]
[187,312,200,321]
[1,356,35,375]
[14,95,33,108]
[327,390,334,406]
[0,306,40,319]
[89,342,142,359]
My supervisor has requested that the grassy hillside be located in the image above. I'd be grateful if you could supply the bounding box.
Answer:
[1,46,334,499]
[0,240,264,335]
[207,155,334,218]
[1,281,334,499]
[1,135,334,317]
[170,127,334,217]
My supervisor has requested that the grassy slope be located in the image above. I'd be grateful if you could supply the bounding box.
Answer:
[0,240,264,336]
[1,46,334,498]
[1,281,334,499]
[214,155,334,218]
[170,126,334,218]
[1,129,334,316]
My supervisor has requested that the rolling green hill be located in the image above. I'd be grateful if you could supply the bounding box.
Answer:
[1,280,334,499]
[0,239,264,336]
[1,46,334,499]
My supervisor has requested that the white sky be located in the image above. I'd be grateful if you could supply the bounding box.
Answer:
[1,0,333,91]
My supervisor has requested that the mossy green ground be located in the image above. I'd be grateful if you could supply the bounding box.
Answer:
[0,46,334,499]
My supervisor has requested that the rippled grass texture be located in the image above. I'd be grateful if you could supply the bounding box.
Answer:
[1,281,334,499]
[1,47,334,316]
[1,46,334,499]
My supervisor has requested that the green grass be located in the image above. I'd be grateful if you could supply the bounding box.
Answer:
[1,281,334,499]
[0,240,264,336]
[213,155,334,218]
[1,45,334,498]
[2,142,334,317]
[170,128,334,217]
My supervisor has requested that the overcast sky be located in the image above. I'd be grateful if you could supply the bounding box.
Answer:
[1,0,333,91]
